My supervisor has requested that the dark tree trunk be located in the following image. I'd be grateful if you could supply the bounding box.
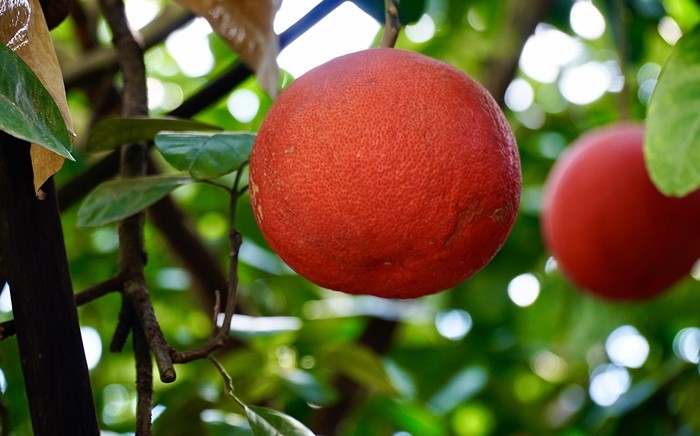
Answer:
[0,135,99,435]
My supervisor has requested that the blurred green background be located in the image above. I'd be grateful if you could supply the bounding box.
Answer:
[2,0,700,434]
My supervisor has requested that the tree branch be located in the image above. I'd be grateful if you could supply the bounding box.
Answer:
[0,135,99,435]
[57,0,344,213]
[133,320,154,436]
[75,274,122,305]
[171,207,243,363]
[482,0,554,106]
[62,3,194,89]
[380,0,401,48]
[1,276,123,342]
[99,3,174,434]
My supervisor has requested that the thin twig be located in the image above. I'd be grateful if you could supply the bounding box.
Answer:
[63,4,194,88]
[110,300,135,352]
[1,276,124,342]
[0,320,15,342]
[209,356,246,410]
[75,275,122,305]
[380,0,401,48]
[133,323,154,436]
[171,228,242,363]
[58,0,345,212]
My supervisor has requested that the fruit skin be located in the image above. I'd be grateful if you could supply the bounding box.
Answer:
[249,48,521,299]
[541,123,700,301]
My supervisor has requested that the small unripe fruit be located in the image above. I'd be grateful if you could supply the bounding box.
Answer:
[541,123,700,300]
[249,48,521,299]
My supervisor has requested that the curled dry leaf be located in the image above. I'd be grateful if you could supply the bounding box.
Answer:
[0,0,73,192]
[175,0,281,97]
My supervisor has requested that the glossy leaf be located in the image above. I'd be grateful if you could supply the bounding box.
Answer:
[86,117,220,152]
[245,405,315,436]
[645,25,700,197]
[154,131,255,179]
[317,344,398,396]
[0,42,72,160]
[77,175,193,227]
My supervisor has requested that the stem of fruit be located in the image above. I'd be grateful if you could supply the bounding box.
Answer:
[209,356,248,411]
[170,168,244,363]
[380,0,401,48]
[610,0,631,120]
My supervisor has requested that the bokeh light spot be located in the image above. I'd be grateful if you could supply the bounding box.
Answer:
[124,0,160,30]
[507,273,541,307]
[277,2,380,77]
[559,62,612,105]
[589,364,630,406]
[435,309,473,341]
[0,283,12,312]
[605,325,649,369]
[165,18,214,78]
[197,212,228,240]
[531,350,568,383]
[505,78,535,112]
[405,14,436,43]
[673,327,700,364]
[451,403,496,436]
[228,89,261,123]
[658,16,682,45]
[90,227,118,254]
[81,326,102,370]
[520,25,582,83]
[156,267,192,291]
[570,1,606,40]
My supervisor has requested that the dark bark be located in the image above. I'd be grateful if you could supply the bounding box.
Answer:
[0,135,99,435]
[39,0,72,29]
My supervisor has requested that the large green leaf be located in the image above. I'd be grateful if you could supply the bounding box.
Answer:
[316,343,399,396]
[0,43,72,159]
[154,131,255,179]
[85,117,220,152]
[245,405,315,436]
[77,175,193,227]
[645,24,700,197]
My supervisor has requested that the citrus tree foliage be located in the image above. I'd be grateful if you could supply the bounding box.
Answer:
[2,0,700,435]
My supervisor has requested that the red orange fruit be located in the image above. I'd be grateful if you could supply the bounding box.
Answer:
[249,48,521,299]
[541,123,700,300]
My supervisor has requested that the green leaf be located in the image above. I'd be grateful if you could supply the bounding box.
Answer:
[85,117,220,152]
[245,405,315,436]
[154,131,255,179]
[0,43,72,160]
[645,24,700,197]
[77,175,193,227]
[428,365,488,414]
[351,0,426,25]
[279,369,338,406]
[316,343,399,396]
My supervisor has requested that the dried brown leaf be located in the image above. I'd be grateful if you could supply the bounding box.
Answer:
[175,0,281,97]
[0,0,72,192]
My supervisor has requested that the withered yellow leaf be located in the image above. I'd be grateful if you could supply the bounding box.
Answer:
[175,0,281,97]
[0,0,73,192]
